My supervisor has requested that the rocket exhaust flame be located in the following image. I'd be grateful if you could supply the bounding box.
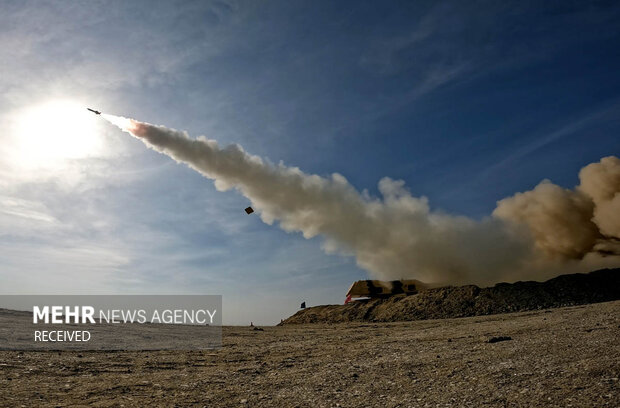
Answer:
[106,115,620,285]
[102,114,136,132]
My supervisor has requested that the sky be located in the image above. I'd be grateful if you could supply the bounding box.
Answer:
[0,0,619,325]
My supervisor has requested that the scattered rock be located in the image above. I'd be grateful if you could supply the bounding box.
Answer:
[585,327,606,333]
[252,327,264,331]
[487,336,512,343]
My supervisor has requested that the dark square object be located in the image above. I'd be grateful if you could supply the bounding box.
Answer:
[245,206,254,214]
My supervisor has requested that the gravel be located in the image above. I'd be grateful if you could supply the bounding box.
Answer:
[1,301,618,407]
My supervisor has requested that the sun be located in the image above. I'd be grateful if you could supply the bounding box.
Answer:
[10,99,103,169]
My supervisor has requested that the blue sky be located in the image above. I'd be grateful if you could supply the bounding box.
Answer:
[1,1,619,324]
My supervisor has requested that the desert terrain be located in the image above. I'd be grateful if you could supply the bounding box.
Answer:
[1,300,618,407]
[282,269,620,324]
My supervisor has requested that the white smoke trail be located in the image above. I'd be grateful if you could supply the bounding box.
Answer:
[104,114,620,285]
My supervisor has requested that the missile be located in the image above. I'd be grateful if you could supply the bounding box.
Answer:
[87,108,101,115]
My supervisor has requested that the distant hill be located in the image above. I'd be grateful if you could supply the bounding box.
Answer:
[280,268,620,325]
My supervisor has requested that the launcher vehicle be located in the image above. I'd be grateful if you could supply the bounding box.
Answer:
[345,279,428,304]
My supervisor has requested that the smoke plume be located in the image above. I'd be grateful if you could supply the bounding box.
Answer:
[104,114,620,285]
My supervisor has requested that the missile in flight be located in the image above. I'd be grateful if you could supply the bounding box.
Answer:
[87,108,101,115]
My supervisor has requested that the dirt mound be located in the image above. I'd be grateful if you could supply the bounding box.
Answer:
[281,268,620,324]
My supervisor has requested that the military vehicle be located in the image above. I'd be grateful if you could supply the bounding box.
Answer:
[345,279,428,304]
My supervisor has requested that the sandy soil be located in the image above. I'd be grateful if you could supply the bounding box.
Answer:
[1,301,619,407]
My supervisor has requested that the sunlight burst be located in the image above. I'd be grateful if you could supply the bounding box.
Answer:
[11,100,103,168]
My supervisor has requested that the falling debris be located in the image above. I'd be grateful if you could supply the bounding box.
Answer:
[300,301,306,309]
[244,206,254,214]
[103,114,620,286]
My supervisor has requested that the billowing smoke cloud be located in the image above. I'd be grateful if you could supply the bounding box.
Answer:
[579,156,620,238]
[104,114,620,285]
[494,156,620,263]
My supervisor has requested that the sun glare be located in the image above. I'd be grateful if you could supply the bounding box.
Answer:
[11,100,103,169]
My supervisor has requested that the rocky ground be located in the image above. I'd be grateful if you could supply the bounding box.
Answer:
[282,269,620,324]
[1,300,619,407]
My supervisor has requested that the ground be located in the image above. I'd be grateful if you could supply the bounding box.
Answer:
[1,301,619,407]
